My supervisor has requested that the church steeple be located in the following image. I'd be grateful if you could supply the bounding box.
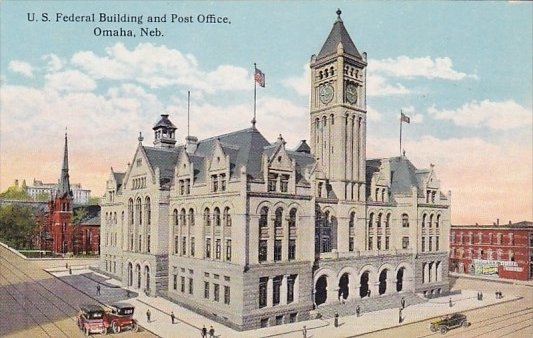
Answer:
[57,131,72,198]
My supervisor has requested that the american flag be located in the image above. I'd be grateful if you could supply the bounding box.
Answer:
[401,112,410,124]
[255,67,265,87]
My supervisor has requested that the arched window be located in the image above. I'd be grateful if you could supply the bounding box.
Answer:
[375,188,379,201]
[429,214,433,228]
[275,207,283,228]
[259,206,268,227]
[173,209,178,226]
[136,197,142,225]
[349,212,355,228]
[368,213,374,228]
[289,208,297,227]
[223,207,231,227]
[324,211,330,227]
[377,213,382,228]
[188,208,195,226]
[422,214,427,227]
[145,196,151,225]
[204,208,211,227]
[385,213,391,228]
[128,199,134,225]
[402,214,409,227]
[381,189,385,202]
[214,207,221,226]
[180,208,186,226]
[436,215,440,228]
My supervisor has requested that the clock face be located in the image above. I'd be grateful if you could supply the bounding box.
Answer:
[346,84,358,104]
[319,84,334,104]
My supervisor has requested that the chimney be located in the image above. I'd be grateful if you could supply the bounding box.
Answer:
[14,179,19,187]
[496,218,499,225]
[509,220,512,225]
[186,136,198,154]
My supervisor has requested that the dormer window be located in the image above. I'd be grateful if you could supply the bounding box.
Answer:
[268,173,277,192]
[212,175,218,192]
[220,174,226,191]
[280,175,289,193]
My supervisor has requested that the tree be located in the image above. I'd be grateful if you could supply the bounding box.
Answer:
[0,185,31,200]
[88,196,101,205]
[0,205,38,249]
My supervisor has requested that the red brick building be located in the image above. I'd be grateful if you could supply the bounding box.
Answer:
[450,221,533,281]
[41,133,100,255]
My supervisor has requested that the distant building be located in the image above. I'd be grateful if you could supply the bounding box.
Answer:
[41,133,100,255]
[25,179,92,205]
[450,221,533,281]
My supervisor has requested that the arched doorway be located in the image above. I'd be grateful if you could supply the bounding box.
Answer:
[338,273,349,300]
[379,269,388,295]
[315,275,328,306]
[127,262,133,287]
[144,265,150,292]
[135,264,141,289]
[359,271,369,298]
[396,267,405,292]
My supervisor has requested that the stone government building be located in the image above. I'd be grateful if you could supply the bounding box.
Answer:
[99,10,451,330]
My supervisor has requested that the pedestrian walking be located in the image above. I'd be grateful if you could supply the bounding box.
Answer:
[399,307,403,323]
[170,311,175,324]
[334,312,339,327]
[302,325,307,338]
[401,296,406,309]
[68,267,72,275]
[356,304,361,317]
[209,325,215,338]
[367,289,371,297]
[201,325,207,337]
[146,309,151,323]
[448,297,453,307]
[65,262,68,270]
[96,284,101,295]
[480,291,483,300]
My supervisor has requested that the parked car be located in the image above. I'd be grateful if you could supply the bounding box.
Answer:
[104,302,138,333]
[77,304,107,336]
[430,313,469,334]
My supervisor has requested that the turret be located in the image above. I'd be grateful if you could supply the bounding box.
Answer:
[153,114,177,148]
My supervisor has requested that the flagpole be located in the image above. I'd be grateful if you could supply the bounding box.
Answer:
[252,63,257,128]
[187,90,190,138]
[399,109,403,157]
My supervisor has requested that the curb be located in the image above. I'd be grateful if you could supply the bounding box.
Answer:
[449,273,533,287]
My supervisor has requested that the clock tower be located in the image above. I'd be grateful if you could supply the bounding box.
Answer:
[310,9,368,201]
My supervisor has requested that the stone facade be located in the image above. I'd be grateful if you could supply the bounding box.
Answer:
[99,10,451,330]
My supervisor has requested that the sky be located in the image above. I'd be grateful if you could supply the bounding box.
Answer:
[0,1,531,224]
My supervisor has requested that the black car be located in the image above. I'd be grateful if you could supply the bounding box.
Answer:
[430,313,469,334]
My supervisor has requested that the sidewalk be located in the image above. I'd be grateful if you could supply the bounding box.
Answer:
[449,272,533,287]
[48,266,522,338]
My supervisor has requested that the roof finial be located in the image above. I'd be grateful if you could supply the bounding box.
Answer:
[251,117,257,129]
[138,131,144,143]
[336,8,342,21]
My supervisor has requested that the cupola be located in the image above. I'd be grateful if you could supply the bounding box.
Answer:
[153,114,177,148]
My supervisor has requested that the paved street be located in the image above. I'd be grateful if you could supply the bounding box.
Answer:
[0,245,155,338]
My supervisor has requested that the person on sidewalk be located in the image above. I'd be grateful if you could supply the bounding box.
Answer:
[209,325,215,338]
[356,304,361,317]
[449,297,453,307]
[201,325,207,337]
[334,313,339,327]
[171,311,175,324]
[401,296,406,309]
[146,309,151,323]
[302,325,307,338]
[96,284,101,295]
[399,307,403,323]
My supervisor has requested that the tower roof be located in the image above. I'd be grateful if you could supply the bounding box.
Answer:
[317,9,362,61]
[57,132,72,197]
[153,114,177,130]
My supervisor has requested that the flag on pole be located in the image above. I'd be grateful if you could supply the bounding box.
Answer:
[255,67,265,87]
[401,112,411,124]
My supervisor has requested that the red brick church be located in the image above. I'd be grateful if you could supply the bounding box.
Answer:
[41,133,100,255]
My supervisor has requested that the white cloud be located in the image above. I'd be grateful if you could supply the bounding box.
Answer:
[281,63,310,96]
[71,42,250,93]
[369,56,477,80]
[428,99,532,130]
[400,106,423,123]
[367,105,383,122]
[367,74,410,96]
[42,54,64,72]
[45,70,97,92]
[8,60,33,77]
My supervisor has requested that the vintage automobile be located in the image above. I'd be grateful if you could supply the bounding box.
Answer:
[430,313,469,334]
[104,302,138,333]
[77,304,107,336]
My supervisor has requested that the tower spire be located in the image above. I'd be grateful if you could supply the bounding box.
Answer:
[58,130,72,197]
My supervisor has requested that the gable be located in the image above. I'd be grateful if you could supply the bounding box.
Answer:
[268,145,294,172]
